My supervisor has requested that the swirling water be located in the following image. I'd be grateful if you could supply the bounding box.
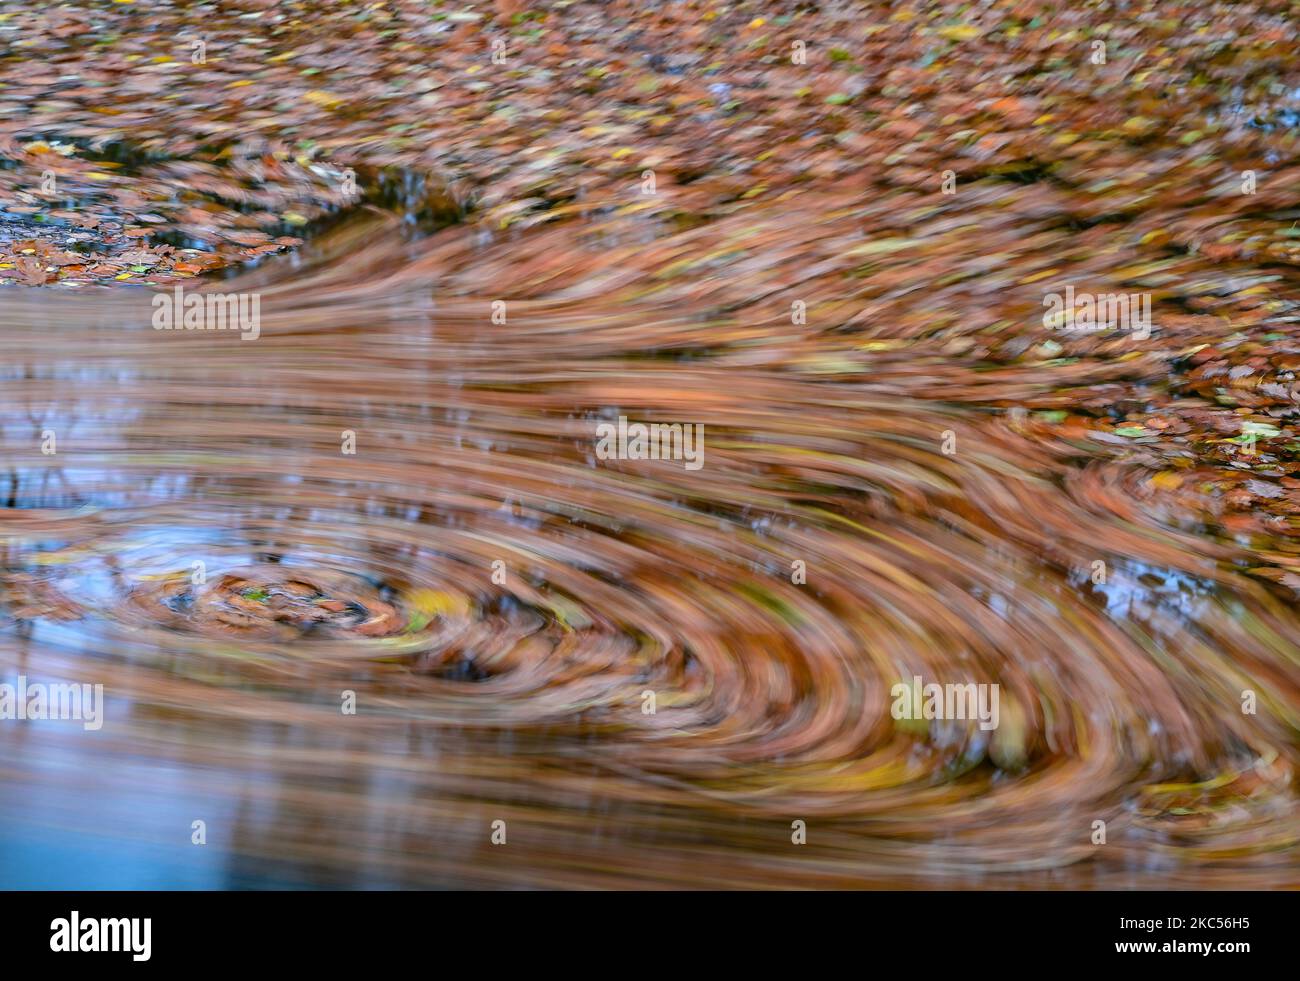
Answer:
[1,207,1297,889]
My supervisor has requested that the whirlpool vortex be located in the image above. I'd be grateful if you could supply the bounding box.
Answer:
[0,208,1297,889]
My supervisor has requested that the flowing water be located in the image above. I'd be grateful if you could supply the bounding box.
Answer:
[1,193,1298,889]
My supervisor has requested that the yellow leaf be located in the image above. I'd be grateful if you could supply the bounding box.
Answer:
[1019,268,1059,284]
[408,590,469,619]
[937,25,981,41]
[846,238,914,256]
[303,89,343,108]
[1143,772,1238,795]
[546,594,591,629]
[33,550,87,566]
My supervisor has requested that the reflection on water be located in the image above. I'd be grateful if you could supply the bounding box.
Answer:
[1,212,1297,889]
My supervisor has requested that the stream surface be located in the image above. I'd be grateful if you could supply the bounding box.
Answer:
[1,205,1297,890]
